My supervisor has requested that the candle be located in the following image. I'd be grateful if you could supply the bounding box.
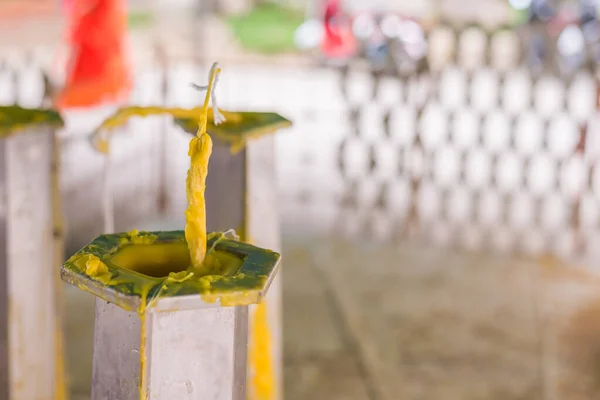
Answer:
[186,62,222,270]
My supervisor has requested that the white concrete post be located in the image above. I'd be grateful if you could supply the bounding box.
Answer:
[0,124,61,399]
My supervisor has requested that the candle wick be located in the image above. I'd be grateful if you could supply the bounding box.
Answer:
[190,62,226,129]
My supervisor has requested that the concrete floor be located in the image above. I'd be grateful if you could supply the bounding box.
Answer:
[64,229,600,400]
[281,234,600,400]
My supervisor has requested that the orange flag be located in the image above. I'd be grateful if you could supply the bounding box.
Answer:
[56,0,132,109]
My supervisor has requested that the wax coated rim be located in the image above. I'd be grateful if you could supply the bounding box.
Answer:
[0,105,64,137]
[61,230,280,311]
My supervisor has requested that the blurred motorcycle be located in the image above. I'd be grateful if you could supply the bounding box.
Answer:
[386,15,429,76]
[319,0,357,65]
[553,0,600,74]
[509,0,600,74]
[352,11,389,71]
[566,0,600,69]
[293,0,357,65]
[352,11,428,75]
[293,0,428,76]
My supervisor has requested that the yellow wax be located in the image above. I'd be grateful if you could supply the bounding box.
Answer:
[185,62,220,269]
[109,242,191,278]
[249,301,275,400]
[92,107,244,154]
[107,241,242,279]
[185,132,213,270]
[51,132,68,400]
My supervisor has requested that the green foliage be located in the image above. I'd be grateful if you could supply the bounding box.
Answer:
[227,2,304,54]
[127,11,155,29]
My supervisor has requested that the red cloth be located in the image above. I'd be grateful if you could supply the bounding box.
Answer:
[56,0,132,109]
[321,0,356,59]
[324,0,342,46]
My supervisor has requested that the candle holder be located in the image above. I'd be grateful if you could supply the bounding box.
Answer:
[176,113,286,399]
[89,106,291,399]
[61,230,280,399]
[0,105,66,399]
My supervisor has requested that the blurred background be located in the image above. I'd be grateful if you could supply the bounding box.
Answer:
[3,0,600,398]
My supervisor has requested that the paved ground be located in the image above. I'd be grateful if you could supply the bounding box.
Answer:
[279,234,600,400]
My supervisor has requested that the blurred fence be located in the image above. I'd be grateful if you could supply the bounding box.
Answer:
[1,21,600,264]
[335,23,600,263]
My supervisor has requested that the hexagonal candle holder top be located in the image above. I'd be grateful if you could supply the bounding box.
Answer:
[61,229,280,400]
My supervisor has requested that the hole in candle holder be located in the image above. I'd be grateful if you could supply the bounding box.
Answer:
[109,242,244,278]
[109,242,190,278]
